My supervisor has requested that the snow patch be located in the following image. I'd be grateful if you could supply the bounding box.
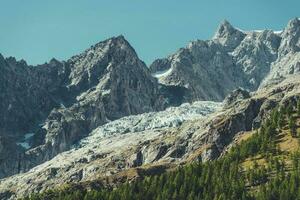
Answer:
[101,89,111,96]
[152,68,173,78]
[228,51,236,56]
[274,30,283,34]
[24,133,35,140]
[16,142,31,150]
[253,30,264,33]
[16,133,35,150]
[236,27,246,33]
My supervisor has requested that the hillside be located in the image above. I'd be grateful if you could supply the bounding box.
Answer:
[23,100,300,200]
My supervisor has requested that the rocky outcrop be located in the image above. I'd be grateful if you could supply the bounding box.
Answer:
[223,88,251,108]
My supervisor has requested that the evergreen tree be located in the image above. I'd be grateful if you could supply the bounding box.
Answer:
[289,116,297,137]
[297,99,300,116]
[287,103,293,117]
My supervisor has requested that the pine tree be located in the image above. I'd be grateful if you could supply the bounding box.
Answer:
[297,99,300,116]
[277,111,285,129]
[289,116,297,137]
[287,103,293,117]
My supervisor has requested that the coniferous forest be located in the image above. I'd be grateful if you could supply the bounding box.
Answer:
[24,100,300,200]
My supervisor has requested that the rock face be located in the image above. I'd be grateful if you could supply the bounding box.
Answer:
[261,18,300,86]
[0,36,165,179]
[223,88,251,108]
[150,18,300,102]
[0,55,67,138]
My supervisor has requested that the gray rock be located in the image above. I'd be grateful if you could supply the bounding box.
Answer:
[223,88,250,108]
[213,20,246,51]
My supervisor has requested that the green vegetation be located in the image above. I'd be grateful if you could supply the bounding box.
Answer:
[24,100,300,200]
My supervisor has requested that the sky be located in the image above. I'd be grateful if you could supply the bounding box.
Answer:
[0,0,300,66]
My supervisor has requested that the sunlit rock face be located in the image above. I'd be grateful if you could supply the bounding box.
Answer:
[150,18,300,102]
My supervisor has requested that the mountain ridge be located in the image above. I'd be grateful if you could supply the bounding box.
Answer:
[150,18,300,102]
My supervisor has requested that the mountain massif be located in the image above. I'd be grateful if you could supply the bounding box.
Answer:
[0,18,300,199]
[150,18,300,101]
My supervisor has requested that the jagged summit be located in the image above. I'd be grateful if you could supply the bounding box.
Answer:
[213,19,246,50]
[48,58,61,66]
[278,17,300,56]
[89,35,134,52]
[150,18,300,103]
[286,17,300,30]
[214,20,236,36]
[68,35,138,64]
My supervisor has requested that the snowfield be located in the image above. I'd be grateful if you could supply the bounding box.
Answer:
[152,68,173,78]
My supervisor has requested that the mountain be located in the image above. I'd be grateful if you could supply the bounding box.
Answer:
[150,18,300,102]
[0,18,300,200]
[0,36,165,179]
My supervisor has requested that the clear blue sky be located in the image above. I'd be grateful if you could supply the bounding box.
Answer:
[0,0,299,66]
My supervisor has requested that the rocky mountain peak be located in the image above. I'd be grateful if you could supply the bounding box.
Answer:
[213,20,246,50]
[278,17,300,56]
[0,54,5,66]
[66,35,144,93]
[48,58,62,67]
[216,20,234,33]
[91,35,137,60]
[286,17,300,31]
[0,53,4,61]
[150,19,300,103]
